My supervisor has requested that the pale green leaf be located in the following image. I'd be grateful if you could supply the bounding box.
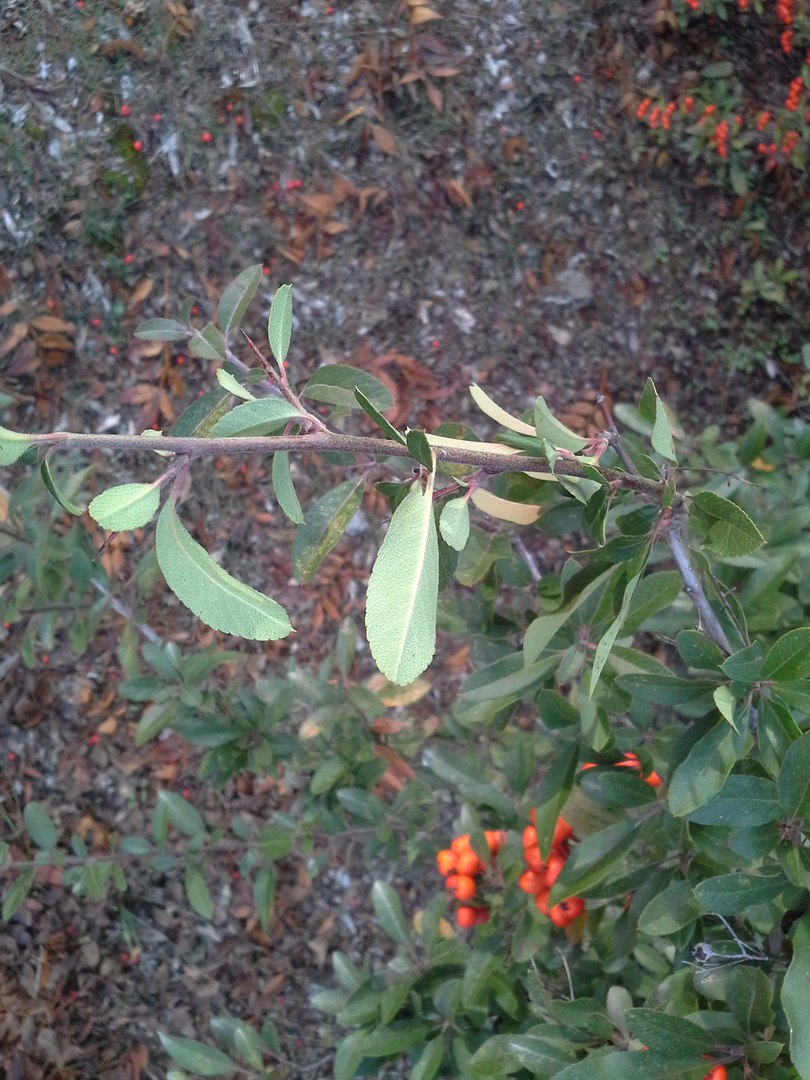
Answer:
[88,482,161,531]
[439,497,470,551]
[253,865,276,932]
[469,384,535,435]
[271,451,304,524]
[764,628,810,682]
[208,398,303,438]
[366,473,439,684]
[783,912,810,1079]
[267,284,293,367]
[639,379,677,462]
[156,501,293,640]
[692,491,765,557]
[217,264,262,336]
[523,566,615,666]
[534,397,589,453]
[23,802,57,851]
[158,790,206,837]
[215,368,255,401]
[134,318,188,341]
[158,1033,237,1077]
[189,323,227,361]
[589,570,644,696]
[0,425,33,466]
[291,477,364,582]
[302,364,394,411]
[2,870,36,921]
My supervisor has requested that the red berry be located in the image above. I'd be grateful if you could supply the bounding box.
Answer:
[132,140,143,152]
[201,130,213,144]
[121,104,131,117]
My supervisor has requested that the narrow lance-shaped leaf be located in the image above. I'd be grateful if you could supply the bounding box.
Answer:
[267,283,293,368]
[184,865,214,919]
[439,497,470,551]
[639,378,677,463]
[41,459,83,516]
[354,387,407,445]
[216,368,255,401]
[291,477,365,582]
[271,451,304,524]
[371,880,412,946]
[217,263,262,336]
[188,323,227,361]
[783,912,810,1079]
[469,383,535,435]
[134,318,188,341]
[158,1033,237,1077]
[589,566,646,696]
[208,397,303,438]
[366,466,439,684]
[89,482,161,531]
[156,500,293,640]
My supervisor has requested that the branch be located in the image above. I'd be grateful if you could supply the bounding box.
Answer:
[29,429,666,497]
[666,519,733,655]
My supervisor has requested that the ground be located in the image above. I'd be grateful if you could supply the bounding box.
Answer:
[0,1,808,1077]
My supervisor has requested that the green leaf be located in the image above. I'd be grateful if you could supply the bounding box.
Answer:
[271,451,304,524]
[763,628,810,682]
[523,566,615,666]
[406,430,434,472]
[134,318,188,341]
[626,1009,713,1056]
[589,568,645,696]
[703,60,734,77]
[638,879,700,936]
[638,379,677,462]
[694,868,787,914]
[23,802,57,851]
[727,965,774,1035]
[184,865,214,919]
[310,757,346,795]
[253,865,276,931]
[156,501,292,640]
[360,1021,431,1057]
[267,284,293,367]
[366,475,439,684]
[302,364,394,412]
[550,820,641,904]
[291,477,364,582]
[170,386,231,437]
[677,630,726,671]
[189,323,227,361]
[40,460,83,515]
[0,425,33,466]
[88,482,161,531]
[158,790,205,837]
[692,491,765,557]
[257,825,294,861]
[778,732,810,821]
[218,264,262,336]
[208,398,303,438]
[439,498,470,552]
[534,397,589,452]
[721,642,763,683]
[333,1031,366,1080]
[215,368,255,401]
[533,740,580,859]
[371,881,411,947]
[454,527,511,586]
[471,1033,573,1075]
[783,912,810,1078]
[554,1050,700,1080]
[158,1033,237,1077]
[354,388,407,445]
[687,775,781,826]
[616,673,715,706]
[411,1034,445,1080]
[2,870,36,921]
[668,721,745,817]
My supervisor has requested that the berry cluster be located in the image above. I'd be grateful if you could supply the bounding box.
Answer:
[436,830,505,929]
[582,750,663,789]
[518,812,584,929]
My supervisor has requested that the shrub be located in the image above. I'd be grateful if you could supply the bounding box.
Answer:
[2,269,810,1078]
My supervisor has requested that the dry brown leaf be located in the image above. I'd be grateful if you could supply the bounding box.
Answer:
[503,136,528,162]
[428,66,461,77]
[445,179,473,209]
[321,220,349,235]
[425,78,443,112]
[0,298,20,317]
[0,264,11,295]
[30,315,75,335]
[337,105,367,125]
[300,193,337,216]
[398,71,424,85]
[103,38,146,61]
[129,277,154,306]
[409,5,443,23]
[37,333,74,352]
[370,123,397,156]
[0,322,28,358]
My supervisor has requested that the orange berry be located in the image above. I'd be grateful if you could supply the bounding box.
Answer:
[437,849,456,876]
[581,761,597,770]
[456,851,485,876]
[522,825,538,848]
[473,905,490,925]
[534,889,552,915]
[551,816,574,846]
[518,869,546,895]
[456,906,477,929]
[445,874,459,892]
[524,844,545,872]
[544,852,567,887]
[451,834,472,855]
[453,875,477,901]
[702,1068,727,1080]
[644,770,664,789]
[549,896,585,928]
[484,829,506,854]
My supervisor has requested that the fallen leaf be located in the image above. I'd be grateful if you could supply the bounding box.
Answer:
[0,322,28,358]
[444,179,472,209]
[30,315,75,334]
[37,333,74,352]
[370,123,397,156]
[129,277,154,307]
[409,5,443,23]
[425,78,443,112]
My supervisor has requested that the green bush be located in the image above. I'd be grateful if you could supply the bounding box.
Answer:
[2,269,810,1079]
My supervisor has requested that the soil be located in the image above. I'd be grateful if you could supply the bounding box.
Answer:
[0,1,808,1077]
